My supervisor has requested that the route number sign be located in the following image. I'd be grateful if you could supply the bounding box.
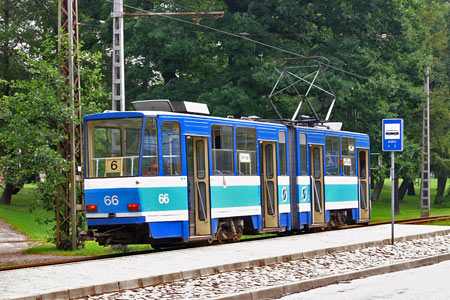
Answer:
[105,157,123,176]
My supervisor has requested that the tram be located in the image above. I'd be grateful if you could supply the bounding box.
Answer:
[80,100,370,247]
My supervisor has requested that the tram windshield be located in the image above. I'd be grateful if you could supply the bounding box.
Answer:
[86,117,143,178]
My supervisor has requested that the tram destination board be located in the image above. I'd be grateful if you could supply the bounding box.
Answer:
[382,119,404,152]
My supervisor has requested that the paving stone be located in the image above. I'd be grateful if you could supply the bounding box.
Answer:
[2,224,450,300]
[84,233,450,300]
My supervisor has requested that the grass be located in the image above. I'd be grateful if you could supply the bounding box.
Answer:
[24,241,154,256]
[0,178,449,256]
[0,185,53,241]
[0,185,155,256]
[370,178,450,222]
[0,261,20,268]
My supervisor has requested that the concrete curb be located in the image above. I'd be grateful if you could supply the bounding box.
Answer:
[213,252,450,300]
[13,228,450,300]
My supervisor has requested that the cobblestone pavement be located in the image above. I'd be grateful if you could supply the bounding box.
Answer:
[82,234,450,300]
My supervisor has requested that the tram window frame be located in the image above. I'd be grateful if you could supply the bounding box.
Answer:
[124,127,141,176]
[299,133,307,176]
[211,125,234,175]
[142,117,159,176]
[325,136,340,176]
[279,131,287,176]
[161,121,182,176]
[236,127,257,176]
[342,137,356,176]
[86,117,143,178]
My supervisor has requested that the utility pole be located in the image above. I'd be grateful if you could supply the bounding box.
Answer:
[112,0,125,111]
[57,0,84,250]
[111,1,224,111]
[421,67,431,217]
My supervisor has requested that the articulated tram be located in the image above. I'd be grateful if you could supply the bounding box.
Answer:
[81,100,370,247]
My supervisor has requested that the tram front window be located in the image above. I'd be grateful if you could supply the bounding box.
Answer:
[86,117,143,178]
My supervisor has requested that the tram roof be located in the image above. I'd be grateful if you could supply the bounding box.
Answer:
[84,110,285,127]
[83,110,368,137]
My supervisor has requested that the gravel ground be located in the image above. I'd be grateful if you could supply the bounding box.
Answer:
[83,234,450,300]
[0,219,79,267]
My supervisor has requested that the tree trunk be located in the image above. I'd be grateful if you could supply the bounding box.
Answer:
[434,172,448,205]
[398,180,410,202]
[407,182,415,196]
[394,177,400,215]
[372,180,384,202]
[0,183,16,205]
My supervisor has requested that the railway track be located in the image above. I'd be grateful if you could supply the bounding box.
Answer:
[1,215,449,272]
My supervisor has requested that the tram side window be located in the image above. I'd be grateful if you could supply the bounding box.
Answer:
[279,131,287,176]
[299,133,307,176]
[212,125,234,175]
[342,137,356,176]
[142,118,159,176]
[325,136,340,176]
[236,127,257,175]
[161,121,182,176]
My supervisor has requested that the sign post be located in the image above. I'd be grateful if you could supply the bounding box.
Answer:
[382,119,404,245]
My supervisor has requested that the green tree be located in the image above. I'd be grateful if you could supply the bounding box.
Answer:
[417,0,450,203]
[430,95,450,203]
[0,36,106,205]
[0,0,58,202]
[0,0,57,96]
[77,0,446,207]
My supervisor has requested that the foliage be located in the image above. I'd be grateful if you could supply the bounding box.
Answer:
[0,0,57,96]
[418,0,450,203]
[0,0,447,248]
[0,37,70,198]
[75,0,450,187]
[0,35,107,210]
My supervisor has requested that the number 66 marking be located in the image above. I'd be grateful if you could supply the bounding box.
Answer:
[104,195,119,206]
[158,193,170,204]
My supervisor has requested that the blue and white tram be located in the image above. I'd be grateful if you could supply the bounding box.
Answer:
[81,101,370,246]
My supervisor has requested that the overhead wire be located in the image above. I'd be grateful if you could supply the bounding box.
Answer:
[104,0,448,100]
[106,0,307,58]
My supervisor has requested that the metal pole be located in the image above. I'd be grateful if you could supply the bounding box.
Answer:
[425,67,431,213]
[112,0,125,111]
[421,67,431,217]
[67,0,77,251]
[57,0,83,250]
[391,151,395,245]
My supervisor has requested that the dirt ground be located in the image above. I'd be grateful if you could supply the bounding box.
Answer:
[0,219,79,266]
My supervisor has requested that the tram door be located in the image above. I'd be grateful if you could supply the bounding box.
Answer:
[310,145,325,224]
[187,137,211,236]
[358,149,370,221]
[261,141,278,228]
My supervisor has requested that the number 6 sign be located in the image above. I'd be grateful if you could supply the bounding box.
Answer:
[105,157,123,176]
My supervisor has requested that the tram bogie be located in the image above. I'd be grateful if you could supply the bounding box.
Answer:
[81,102,371,246]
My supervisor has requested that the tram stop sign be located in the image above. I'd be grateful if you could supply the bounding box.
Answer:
[382,119,404,152]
